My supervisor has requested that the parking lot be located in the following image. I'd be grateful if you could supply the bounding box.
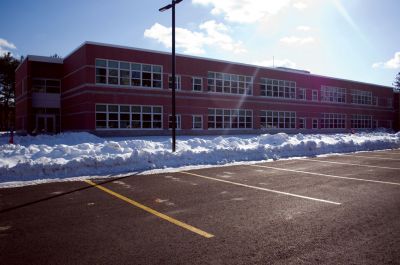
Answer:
[1,149,400,264]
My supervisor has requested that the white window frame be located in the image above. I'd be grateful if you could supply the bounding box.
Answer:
[312,118,318,129]
[207,72,253,95]
[32,78,61,94]
[387,98,393,108]
[297,88,306,101]
[351,114,372,129]
[207,108,253,129]
[312,90,318,101]
[299,118,306,129]
[192,77,203,92]
[192,115,203,129]
[321,85,346,103]
[169,114,182,129]
[260,111,296,129]
[260,78,296,99]
[169,75,182,90]
[321,113,346,129]
[95,59,163,89]
[95,104,163,130]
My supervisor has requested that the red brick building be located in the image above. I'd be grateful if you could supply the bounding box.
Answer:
[15,42,398,135]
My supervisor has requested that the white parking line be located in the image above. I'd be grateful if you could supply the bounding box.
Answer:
[297,158,400,170]
[250,165,400,186]
[341,154,400,161]
[180,171,341,205]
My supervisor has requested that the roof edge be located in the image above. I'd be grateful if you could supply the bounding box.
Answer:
[56,41,394,91]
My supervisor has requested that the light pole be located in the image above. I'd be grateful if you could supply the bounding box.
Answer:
[159,0,182,153]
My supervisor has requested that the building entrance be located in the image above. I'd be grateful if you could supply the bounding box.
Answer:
[36,114,55,133]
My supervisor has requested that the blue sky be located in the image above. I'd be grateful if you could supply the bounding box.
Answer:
[1,0,399,87]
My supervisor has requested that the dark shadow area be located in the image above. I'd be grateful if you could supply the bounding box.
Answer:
[0,173,138,214]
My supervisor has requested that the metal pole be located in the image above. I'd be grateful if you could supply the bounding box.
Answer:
[172,1,176,152]
[159,0,182,152]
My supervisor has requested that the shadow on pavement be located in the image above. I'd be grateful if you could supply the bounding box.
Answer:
[0,173,138,214]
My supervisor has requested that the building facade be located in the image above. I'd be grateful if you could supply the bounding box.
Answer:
[15,42,399,136]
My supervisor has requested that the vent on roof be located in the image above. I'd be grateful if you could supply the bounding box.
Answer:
[276,67,310,74]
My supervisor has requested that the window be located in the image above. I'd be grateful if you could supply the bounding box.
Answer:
[95,59,107,84]
[107,105,119,128]
[95,59,162,88]
[260,78,296,99]
[95,104,162,129]
[312,90,318,101]
[298,88,306,100]
[32,79,61,94]
[119,62,130,86]
[95,105,107,128]
[208,108,252,129]
[321,86,346,103]
[312,118,318,129]
[107,60,119,85]
[299,118,306,129]
[168,75,181,90]
[169,114,181,129]
[351,114,372,129]
[351,89,372,105]
[192,115,203,129]
[387,98,393,108]
[320,113,346,129]
[260,111,296,129]
[192,77,202,92]
[207,72,252,95]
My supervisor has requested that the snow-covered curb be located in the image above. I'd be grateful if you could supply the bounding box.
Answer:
[1,132,399,188]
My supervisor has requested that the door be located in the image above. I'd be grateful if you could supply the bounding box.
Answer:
[36,114,55,133]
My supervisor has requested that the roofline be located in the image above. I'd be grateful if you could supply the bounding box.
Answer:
[15,55,63,72]
[41,41,397,91]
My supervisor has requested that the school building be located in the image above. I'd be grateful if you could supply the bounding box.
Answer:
[14,41,399,136]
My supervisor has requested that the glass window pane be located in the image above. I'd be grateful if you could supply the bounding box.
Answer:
[132,106,141,113]
[108,60,119,68]
[120,105,130,112]
[120,62,130,69]
[95,59,106,67]
[108,105,118,112]
[142,64,151,72]
[96,105,106,111]
[153,65,162,73]
[131,63,141,71]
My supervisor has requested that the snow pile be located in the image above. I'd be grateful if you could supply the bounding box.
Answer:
[0,131,399,186]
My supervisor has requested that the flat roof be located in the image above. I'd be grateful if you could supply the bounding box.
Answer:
[81,41,393,90]
[15,55,63,72]
[24,41,395,91]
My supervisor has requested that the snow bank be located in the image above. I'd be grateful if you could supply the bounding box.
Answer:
[1,132,399,187]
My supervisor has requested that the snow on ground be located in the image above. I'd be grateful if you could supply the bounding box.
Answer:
[0,131,399,188]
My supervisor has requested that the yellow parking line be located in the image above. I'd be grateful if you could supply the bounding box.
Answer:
[84,180,214,239]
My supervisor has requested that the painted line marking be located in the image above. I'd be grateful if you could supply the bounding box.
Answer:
[250,164,400,186]
[297,158,400,170]
[180,172,341,205]
[341,154,400,161]
[84,180,214,238]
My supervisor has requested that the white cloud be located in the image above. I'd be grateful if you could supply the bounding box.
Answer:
[296,25,311,31]
[280,36,316,45]
[0,38,16,50]
[144,23,206,54]
[372,52,400,69]
[0,38,16,56]
[254,58,297,68]
[293,2,307,10]
[144,20,246,55]
[192,0,292,23]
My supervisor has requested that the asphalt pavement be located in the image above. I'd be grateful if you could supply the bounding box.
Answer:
[1,149,399,264]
